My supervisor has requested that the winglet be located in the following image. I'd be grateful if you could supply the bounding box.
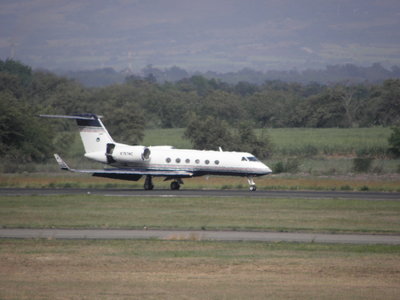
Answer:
[54,154,70,171]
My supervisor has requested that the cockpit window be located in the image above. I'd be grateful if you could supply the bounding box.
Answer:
[241,157,247,161]
[247,156,258,162]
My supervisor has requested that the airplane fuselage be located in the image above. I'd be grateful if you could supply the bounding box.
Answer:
[86,143,271,178]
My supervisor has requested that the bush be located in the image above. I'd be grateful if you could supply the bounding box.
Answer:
[273,161,285,173]
[352,157,373,173]
[273,158,301,173]
[388,127,400,158]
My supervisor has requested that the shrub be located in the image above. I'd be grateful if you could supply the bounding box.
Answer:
[273,161,285,173]
[273,158,301,173]
[352,157,373,173]
[340,185,352,191]
[388,127,400,158]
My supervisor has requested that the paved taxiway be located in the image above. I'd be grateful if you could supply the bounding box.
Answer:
[1,228,400,244]
[1,188,399,200]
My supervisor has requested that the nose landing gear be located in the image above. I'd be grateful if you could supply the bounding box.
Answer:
[247,176,257,192]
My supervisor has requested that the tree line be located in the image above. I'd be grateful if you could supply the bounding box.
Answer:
[63,63,400,87]
[1,59,399,163]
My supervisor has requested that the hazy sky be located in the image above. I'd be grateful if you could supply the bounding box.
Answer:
[1,0,400,72]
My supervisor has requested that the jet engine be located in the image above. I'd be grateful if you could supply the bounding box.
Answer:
[84,143,151,164]
[105,143,151,164]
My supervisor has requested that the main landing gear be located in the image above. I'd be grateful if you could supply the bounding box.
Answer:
[144,176,183,191]
[169,178,183,190]
[144,175,154,190]
[170,179,182,190]
[247,176,257,192]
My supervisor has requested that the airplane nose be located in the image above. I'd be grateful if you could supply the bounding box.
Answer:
[264,165,272,174]
[259,163,272,175]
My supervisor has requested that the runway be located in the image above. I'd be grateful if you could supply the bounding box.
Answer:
[1,188,400,200]
[1,228,400,244]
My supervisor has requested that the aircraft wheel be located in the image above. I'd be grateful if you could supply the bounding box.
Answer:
[144,176,154,190]
[144,183,154,190]
[170,181,180,190]
[249,185,257,192]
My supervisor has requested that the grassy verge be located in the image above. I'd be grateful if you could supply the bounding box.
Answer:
[1,195,400,234]
[1,239,399,299]
[1,173,400,192]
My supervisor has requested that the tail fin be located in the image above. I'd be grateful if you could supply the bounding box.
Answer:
[40,114,114,154]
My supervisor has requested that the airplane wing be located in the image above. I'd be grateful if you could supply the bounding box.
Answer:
[54,154,193,181]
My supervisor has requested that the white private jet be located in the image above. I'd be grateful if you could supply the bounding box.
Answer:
[40,114,272,191]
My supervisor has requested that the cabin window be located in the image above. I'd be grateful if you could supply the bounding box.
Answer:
[195,159,200,164]
[241,157,247,161]
[166,158,171,163]
[185,159,190,163]
[214,160,220,165]
[176,158,181,163]
[205,160,210,165]
[247,156,258,162]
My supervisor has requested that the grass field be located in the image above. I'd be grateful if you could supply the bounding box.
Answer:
[143,127,392,157]
[1,239,399,299]
[265,127,391,156]
[1,195,400,234]
[1,192,399,299]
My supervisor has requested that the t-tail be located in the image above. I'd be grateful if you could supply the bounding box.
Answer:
[40,114,114,163]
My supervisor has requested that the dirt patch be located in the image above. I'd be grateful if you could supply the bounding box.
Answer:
[1,240,399,299]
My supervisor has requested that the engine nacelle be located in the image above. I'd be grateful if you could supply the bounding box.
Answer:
[109,145,151,163]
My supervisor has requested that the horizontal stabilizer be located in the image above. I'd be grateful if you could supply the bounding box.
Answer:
[54,154,70,170]
[39,114,101,120]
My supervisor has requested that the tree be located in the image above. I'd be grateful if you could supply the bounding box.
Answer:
[234,122,273,159]
[0,59,32,87]
[300,92,347,128]
[184,116,273,158]
[388,127,400,157]
[332,84,366,127]
[371,79,400,126]
[184,114,234,150]
[104,102,145,145]
[198,90,244,125]
[0,92,53,163]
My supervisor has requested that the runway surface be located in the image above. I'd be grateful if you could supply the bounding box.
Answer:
[1,228,400,244]
[1,188,399,200]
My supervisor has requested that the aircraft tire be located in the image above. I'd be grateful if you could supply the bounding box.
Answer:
[144,183,154,190]
[170,181,180,190]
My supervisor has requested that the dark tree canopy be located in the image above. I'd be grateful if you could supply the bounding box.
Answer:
[1,59,400,164]
[388,127,400,157]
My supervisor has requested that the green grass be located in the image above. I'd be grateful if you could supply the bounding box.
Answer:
[267,127,391,157]
[1,195,399,234]
[143,128,191,148]
[143,127,391,157]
